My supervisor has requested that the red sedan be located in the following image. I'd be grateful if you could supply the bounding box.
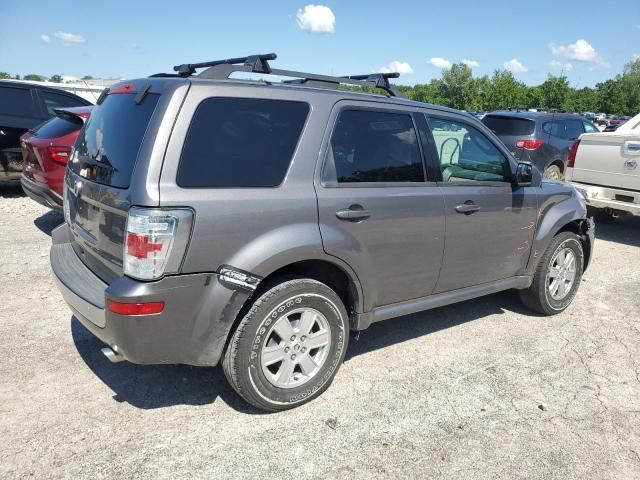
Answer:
[20,106,93,211]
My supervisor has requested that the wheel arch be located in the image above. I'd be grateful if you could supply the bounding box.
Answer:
[525,195,592,275]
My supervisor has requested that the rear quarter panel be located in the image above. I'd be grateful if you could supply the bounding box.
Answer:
[158,83,357,286]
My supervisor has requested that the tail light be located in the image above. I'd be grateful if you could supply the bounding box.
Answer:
[567,140,580,168]
[48,146,72,165]
[124,208,194,280]
[515,139,544,150]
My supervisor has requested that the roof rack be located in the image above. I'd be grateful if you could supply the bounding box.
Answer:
[161,53,405,98]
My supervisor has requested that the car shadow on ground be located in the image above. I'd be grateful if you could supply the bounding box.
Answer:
[346,290,537,360]
[71,290,533,413]
[0,182,24,198]
[34,211,63,236]
[594,214,640,248]
[70,317,260,413]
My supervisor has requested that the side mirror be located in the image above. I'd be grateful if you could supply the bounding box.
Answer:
[515,162,534,187]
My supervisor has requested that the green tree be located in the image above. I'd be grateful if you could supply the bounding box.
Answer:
[0,72,11,79]
[82,75,94,80]
[49,74,63,83]
[440,63,477,110]
[483,70,526,110]
[23,74,44,81]
[540,75,570,110]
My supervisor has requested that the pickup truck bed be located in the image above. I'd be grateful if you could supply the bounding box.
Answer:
[566,117,640,217]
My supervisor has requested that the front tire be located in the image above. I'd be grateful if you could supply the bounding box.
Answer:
[519,231,584,315]
[222,278,349,412]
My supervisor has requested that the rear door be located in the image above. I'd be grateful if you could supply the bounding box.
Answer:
[315,102,445,311]
[425,113,538,293]
[0,85,41,178]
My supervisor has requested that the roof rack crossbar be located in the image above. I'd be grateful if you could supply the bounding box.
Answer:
[167,53,405,98]
[173,53,276,77]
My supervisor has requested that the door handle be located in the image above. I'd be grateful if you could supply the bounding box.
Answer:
[455,202,480,215]
[336,206,372,221]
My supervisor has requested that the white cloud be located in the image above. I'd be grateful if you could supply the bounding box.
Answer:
[379,60,413,75]
[54,31,86,44]
[549,39,608,66]
[549,59,573,71]
[40,34,51,44]
[504,58,527,73]
[296,5,335,33]
[461,58,479,68]
[428,57,452,69]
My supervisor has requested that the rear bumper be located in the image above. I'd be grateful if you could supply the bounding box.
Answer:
[571,181,640,216]
[21,176,63,212]
[50,224,252,366]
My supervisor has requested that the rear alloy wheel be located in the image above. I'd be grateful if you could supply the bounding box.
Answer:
[223,278,349,412]
[543,164,563,181]
[519,231,584,315]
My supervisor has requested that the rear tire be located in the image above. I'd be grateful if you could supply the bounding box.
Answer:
[222,278,349,412]
[519,231,584,315]
[543,164,563,181]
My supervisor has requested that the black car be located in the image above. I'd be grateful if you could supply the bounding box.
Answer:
[482,111,600,180]
[0,80,92,183]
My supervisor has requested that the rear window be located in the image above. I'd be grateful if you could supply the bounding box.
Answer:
[33,115,82,139]
[482,115,535,136]
[40,91,87,116]
[177,98,309,188]
[69,93,159,188]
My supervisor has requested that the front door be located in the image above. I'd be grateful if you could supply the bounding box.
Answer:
[315,104,445,312]
[424,114,538,294]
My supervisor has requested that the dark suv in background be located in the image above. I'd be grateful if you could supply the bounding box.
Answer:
[50,54,594,411]
[0,80,92,184]
[482,111,600,180]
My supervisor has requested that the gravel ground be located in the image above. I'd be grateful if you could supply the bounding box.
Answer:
[1,187,639,479]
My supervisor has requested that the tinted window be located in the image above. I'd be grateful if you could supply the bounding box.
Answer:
[482,115,535,136]
[33,116,82,139]
[565,120,583,140]
[178,98,309,188]
[583,121,599,134]
[327,109,424,184]
[543,120,564,137]
[40,91,86,116]
[428,117,509,183]
[0,86,33,116]
[70,93,159,188]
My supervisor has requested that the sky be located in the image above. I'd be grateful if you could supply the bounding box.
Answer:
[1,0,639,87]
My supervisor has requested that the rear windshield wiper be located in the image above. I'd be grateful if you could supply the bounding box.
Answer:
[77,154,118,172]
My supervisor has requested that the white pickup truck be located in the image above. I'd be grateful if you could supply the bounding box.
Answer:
[566,113,640,221]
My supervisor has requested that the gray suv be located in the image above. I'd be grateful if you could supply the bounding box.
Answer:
[50,54,595,411]
[482,110,600,180]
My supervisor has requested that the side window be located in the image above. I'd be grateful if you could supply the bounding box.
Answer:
[565,120,583,140]
[177,98,309,188]
[427,117,509,183]
[326,109,424,184]
[40,91,86,116]
[543,121,563,137]
[0,87,33,116]
[583,121,599,134]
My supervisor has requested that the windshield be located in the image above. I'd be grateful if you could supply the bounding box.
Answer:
[69,93,159,188]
